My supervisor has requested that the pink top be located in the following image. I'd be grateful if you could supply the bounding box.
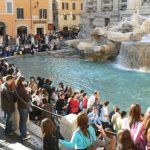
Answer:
[132,122,147,149]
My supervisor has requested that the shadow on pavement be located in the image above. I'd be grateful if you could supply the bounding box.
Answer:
[0,120,41,150]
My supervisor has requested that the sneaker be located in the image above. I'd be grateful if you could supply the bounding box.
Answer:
[21,135,31,141]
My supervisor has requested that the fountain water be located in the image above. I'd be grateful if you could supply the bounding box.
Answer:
[117,33,150,71]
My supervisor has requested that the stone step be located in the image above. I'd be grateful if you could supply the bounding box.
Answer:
[0,110,42,150]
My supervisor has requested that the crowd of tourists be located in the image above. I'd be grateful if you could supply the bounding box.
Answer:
[0,59,150,150]
[0,33,63,58]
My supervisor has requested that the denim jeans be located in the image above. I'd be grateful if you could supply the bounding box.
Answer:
[5,111,13,135]
[19,109,29,139]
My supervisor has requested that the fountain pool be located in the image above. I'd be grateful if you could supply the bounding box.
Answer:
[9,55,149,112]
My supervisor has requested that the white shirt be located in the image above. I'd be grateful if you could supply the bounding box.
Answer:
[87,95,95,108]
[121,117,130,130]
[100,106,109,122]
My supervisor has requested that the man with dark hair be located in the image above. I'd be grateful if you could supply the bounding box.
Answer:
[1,75,17,136]
[56,93,67,116]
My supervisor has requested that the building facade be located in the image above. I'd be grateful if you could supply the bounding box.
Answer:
[81,0,150,29]
[0,0,53,38]
[53,0,83,31]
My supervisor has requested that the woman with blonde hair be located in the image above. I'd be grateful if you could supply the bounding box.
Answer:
[60,112,96,149]
[41,118,64,150]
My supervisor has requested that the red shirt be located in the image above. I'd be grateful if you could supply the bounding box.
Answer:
[69,98,79,113]
[83,98,87,108]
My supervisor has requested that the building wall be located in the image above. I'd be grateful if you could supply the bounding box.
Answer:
[53,0,83,30]
[81,0,150,29]
[0,0,53,38]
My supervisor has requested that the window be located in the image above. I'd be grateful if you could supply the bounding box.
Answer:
[72,3,76,10]
[62,2,69,9]
[39,9,47,19]
[72,15,76,20]
[17,8,24,19]
[81,3,83,10]
[64,15,67,20]
[7,2,12,13]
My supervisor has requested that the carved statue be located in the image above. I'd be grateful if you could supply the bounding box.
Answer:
[65,7,150,61]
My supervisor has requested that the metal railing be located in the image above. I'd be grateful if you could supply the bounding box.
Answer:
[31,102,62,127]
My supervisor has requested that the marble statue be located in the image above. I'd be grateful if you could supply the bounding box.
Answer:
[65,7,150,62]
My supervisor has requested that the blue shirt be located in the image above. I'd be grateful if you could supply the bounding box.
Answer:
[60,125,96,149]
[88,112,97,124]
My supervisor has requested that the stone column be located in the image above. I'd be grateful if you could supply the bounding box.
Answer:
[97,0,102,11]
[113,0,119,11]
[83,0,87,13]
[48,0,53,24]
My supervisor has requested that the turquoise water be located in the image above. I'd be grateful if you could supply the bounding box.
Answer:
[9,55,150,113]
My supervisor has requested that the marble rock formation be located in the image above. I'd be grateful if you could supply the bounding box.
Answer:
[119,41,150,70]
[66,7,150,62]
[65,39,80,48]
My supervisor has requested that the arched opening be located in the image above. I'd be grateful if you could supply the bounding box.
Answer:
[0,22,6,36]
[17,26,27,36]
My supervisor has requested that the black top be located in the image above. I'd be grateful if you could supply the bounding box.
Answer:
[56,99,66,112]
[43,130,64,150]
[1,83,17,112]
[16,86,30,109]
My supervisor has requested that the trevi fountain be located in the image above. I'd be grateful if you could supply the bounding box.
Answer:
[66,7,150,71]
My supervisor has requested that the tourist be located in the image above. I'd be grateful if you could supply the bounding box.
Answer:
[16,35,20,46]
[37,76,45,88]
[38,98,53,120]
[57,82,64,94]
[100,101,110,129]
[134,107,150,150]
[117,129,139,150]
[120,111,129,130]
[69,92,79,114]
[15,76,31,140]
[88,106,98,124]
[41,118,64,150]
[87,91,100,110]
[32,90,42,106]
[0,35,3,47]
[56,93,67,116]
[64,85,73,101]
[51,87,58,102]
[41,88,49,102]
[111,107,121,132]
[29,77,38,94]
[78,90,85,102]
[129,104,142,141]
[59,112,96,149]
[79,92,88,112]
[1,75,17,136]
[42,79,52,103]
